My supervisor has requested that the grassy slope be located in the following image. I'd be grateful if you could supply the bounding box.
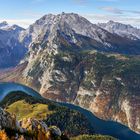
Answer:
[1,91,94,137]
[6,100,54,120]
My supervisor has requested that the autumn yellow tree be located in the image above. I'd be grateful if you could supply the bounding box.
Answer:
[0,130,9,140]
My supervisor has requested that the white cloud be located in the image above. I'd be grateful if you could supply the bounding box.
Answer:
[1,11,140,29]
[100,6,140,15]
[0,11,45,28]
[21,11,45,18]
[0,19,35,28]
[82,13,140,28]
[100,7,123,14]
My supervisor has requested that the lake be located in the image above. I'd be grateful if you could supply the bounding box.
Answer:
[0,82,140,140]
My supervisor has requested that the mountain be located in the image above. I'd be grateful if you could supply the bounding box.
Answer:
[0,21,24,32]
[0,22,27,68]
[0,13,140,135]
[0,21,9,28]
[98,20,140,40]
[19,13,140,55]
[0,90,116,140]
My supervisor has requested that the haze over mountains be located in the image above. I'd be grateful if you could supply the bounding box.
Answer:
[0,12,140,137]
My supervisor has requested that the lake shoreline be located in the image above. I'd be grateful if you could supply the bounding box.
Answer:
[0,82,140,140]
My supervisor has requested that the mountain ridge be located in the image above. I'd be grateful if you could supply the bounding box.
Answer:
[0,21,27,68]
[0,13,140,69]
[98,20,140,40]
[19,13,140,55]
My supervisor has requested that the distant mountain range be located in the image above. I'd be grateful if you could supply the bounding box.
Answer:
[0,12,140,135]
[0,21,27,68]
[98,20,140,40]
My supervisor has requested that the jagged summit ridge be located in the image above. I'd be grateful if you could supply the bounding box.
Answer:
[1,13,140,69]
[19,12,140,57]
[0,21,24,31]
[98,20,140,40]
[0,21,26,68]
[19,12,111,47]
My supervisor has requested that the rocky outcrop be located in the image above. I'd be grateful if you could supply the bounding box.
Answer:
[0,107,63,140]
[0,107,24,134]
[20,118,62,140]
[0,108,17,130]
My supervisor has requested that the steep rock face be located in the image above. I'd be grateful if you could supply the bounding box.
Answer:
[1,51,140,134]
[0,22,27,68]
[28,52,139,134]
[35,51,140,133]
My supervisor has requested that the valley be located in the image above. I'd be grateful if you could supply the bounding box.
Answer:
[0,12,140,139]
[0,82,140,140]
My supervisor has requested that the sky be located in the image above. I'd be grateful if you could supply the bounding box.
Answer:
[0,0,140,28]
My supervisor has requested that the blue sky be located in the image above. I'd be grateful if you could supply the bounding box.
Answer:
[0,0,140,28]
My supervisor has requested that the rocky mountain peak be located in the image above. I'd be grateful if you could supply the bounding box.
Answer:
[0,21,8,28]
[0,21,27,68]
[98,20,140,40]
[36,12,87,25]
[11,24,24,31]
[0,21,24,33]
[19,12,107,48]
